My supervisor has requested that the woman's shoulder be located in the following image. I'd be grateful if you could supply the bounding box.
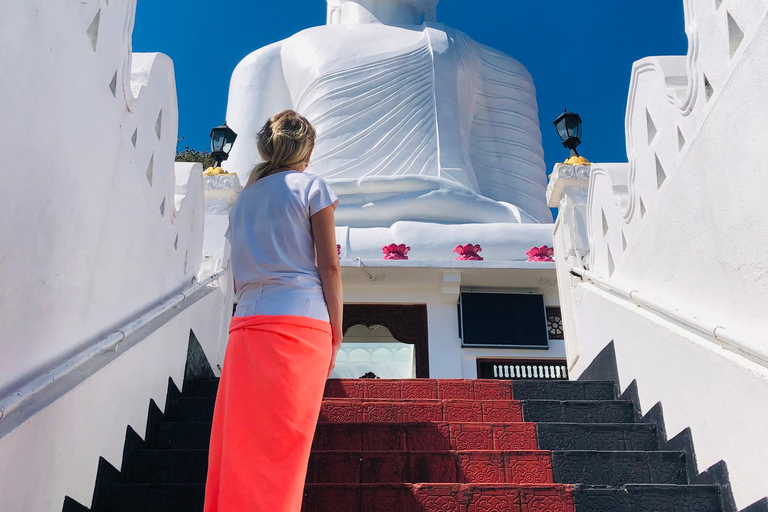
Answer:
[298,172,334,188]
[239,171,329,199]
[291,171,324,182]
[287,171,331,193]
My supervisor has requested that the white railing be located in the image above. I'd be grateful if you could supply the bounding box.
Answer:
[570,266,768,369]
[0,267,228,435]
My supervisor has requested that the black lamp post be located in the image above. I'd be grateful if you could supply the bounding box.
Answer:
[553,109,587,163]
[210,123,238,167]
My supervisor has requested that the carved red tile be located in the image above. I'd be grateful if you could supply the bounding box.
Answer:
[482,401,523,423]
[401,401,442,422]
[323,380,365,398]
[301,484,358,512]
[320,400,362,422]
[467,486,521,512]
[408,423,451,451]
[444,400,483,422]
[492,424,538,451]
[410,453,457,483]
[360,484,418,512]
[414,484,467,512]
[401,379,438,399]
[306,452,361,483]
[449,424,494,451]
[363,402,399,422]
[473,380,514,400]
[457,452,505,483]
[316,424,362,451]
[363,424,405,451]
[520,486,575,512]
[438,380,475,400]
[366,380,401,399]
[363,452,409,483]
[504,453,553,484]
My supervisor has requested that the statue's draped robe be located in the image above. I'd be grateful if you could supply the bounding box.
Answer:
[226,24,551,223]
[298,43,438,181]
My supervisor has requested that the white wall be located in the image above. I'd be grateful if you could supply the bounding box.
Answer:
[586,1,768,341]
[551,1,768,508]
[0,0,203,397]
[0,1,230,510]
[0,289,231,511]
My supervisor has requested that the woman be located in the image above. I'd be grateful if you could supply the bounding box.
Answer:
[204,110,343,512]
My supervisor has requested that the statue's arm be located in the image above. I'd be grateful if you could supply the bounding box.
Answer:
[467,40,552,223]
[224,41,293,181]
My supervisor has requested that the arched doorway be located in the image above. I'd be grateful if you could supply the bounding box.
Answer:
[332,324,415,379]
[342,304,429,378]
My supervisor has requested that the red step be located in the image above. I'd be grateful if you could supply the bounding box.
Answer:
[319,399,523,423]
[306,450,552,484]
[301,483,575,512]
[311,380,577,512]
[324,379,514,400]
[311,422,538,451]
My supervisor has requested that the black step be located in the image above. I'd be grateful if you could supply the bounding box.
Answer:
[183,379,219,398]
[513,381,616,401]
[574,484,722,512]
[151,422,212,450]
[126,450,208,484]
[165,397,215,422]
[536,423,659,451]
[98,484,205,512]
[522,400,635,424]
[552,451,687,486]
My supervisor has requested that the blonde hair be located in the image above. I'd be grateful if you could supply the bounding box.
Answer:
[245,110,316,188]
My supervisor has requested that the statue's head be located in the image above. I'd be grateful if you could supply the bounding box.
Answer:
[327,0,439,25]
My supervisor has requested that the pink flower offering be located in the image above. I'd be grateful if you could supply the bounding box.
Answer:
[454,244,483,261]
[382,243,410,260]
[526,245,555,262]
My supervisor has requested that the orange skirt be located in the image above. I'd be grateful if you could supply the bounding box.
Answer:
[204,315,333,512]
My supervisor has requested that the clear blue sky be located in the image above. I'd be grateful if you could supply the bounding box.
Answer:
[133,0,687,173]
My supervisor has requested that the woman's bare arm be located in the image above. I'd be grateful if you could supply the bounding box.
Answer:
[311,205,343,376]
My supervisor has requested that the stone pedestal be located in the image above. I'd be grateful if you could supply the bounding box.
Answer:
[546,164,592,270]
[203,174,242,215]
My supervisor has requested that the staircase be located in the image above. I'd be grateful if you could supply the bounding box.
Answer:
[67,376,729,512]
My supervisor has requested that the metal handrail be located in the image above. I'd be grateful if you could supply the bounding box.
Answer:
[570,267,768,368]
[0,267,229,423]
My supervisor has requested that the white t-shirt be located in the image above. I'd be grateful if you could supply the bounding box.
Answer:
[226,170,339,321]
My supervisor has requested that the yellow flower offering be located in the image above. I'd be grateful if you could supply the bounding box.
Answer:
[204,167,232,176]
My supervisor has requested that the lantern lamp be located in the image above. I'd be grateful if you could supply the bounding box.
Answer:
[553,109,589,165]
[210,123,238,166]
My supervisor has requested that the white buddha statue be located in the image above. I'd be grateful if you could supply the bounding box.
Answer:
[224,0,553,260]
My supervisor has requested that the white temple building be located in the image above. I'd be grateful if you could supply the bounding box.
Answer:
[1,0,767,510]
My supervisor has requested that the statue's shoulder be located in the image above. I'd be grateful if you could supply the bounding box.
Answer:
[448,28,533,82]
[281,24,428,71]
[279,25,342,62]
[234,39,285,73]
[235,26,326,71]
[282,25,337,48]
